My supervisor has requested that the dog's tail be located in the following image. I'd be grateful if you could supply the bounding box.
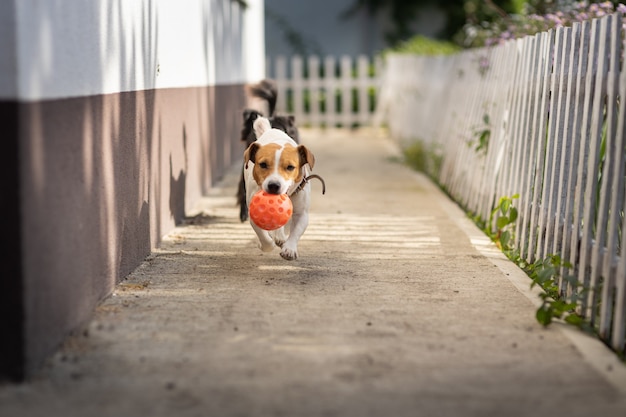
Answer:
[247,79,278,116]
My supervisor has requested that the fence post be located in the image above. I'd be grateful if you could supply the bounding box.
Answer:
[324,56,337,128]
[357,55,370,126]
[308,56,321,127]
[340,55,353,127]
[291,56,305,125]
[274,56,288,114]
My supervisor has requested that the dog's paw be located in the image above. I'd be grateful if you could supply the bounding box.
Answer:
[271,227,287,248]
[259,241,275,252]
[253,227,276,252]
[280,245,298,261]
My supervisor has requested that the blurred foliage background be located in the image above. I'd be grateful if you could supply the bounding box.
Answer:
[342,0,624,50]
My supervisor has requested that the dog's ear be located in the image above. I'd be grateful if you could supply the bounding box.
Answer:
[243,109,261,123]
[241,110,262,143]
[297,145,315,170]
[243,142,261,169]
[253,117,272,138]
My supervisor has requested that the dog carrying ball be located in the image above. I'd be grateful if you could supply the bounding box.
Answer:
[249,191,293,231]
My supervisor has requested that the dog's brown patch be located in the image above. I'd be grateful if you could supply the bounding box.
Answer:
[244,142,316,187]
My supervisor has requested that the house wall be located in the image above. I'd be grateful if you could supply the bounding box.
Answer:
[0,0,264,381]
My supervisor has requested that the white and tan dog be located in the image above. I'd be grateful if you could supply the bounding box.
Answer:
[243,117,316,260]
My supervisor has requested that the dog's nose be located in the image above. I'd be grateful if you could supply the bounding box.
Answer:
[266,182,281,194]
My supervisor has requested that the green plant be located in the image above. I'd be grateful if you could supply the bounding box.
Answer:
[389,35,461,56]
[486,194,519,251]
[522,254,590,329]
[482,195,589,329]
[403,139,443,177]
[469,114,491,154]
[482,195,589,328]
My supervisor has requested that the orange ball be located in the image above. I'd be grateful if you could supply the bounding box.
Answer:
[249,191,293,230]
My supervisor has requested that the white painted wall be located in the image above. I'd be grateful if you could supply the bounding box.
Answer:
[244,0,266,83]
[0,0,265,101]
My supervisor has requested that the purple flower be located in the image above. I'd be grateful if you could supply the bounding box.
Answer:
[599,1,614,11]
[618,3,626,14]
[573,2,587,11]
[546,14,563,26]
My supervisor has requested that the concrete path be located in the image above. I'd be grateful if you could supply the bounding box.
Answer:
[1,129,625,417]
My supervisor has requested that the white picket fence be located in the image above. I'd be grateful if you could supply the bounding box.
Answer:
[268,55,382,128]
[378,13,626,355]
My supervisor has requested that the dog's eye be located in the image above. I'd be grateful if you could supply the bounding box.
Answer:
[259,162,268,169]
[286,165,295,172]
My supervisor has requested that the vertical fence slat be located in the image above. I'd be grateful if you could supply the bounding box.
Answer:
[527,29,555,263]
[340,55,353,127]
[554,22,582,285]
[507,39,533,204]
[324,56,337,128]
[568,19,596,297]
[537,27,565,260]
[596,14,621,338]
[357,55,370,126]
[516,33,542,255]
[291,56,305,125]
[497,40,521,211]
[274,56,288,114]
[541,27,571,261]
[480,44,511,222]
[579,17,611,322]
[609,22,626,352]
[613,196,626,351]
[308,55,321,127]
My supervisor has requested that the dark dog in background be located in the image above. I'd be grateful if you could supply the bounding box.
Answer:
[237,79,300,222]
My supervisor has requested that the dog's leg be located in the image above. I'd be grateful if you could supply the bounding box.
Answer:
[279,187,311,261]
[280,211,308,260]
[237,168,248,222]
[272,226,288,248]
[250,221,276,252]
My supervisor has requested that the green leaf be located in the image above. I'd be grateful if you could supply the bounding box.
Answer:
[536,268,554,284]
[497,216,510,229]
[500,230,511,248]
[536,306,552,326]
[509,207,518,223]
[550,300,570,317]
[564,314,584,327]
[500,199,511,215]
